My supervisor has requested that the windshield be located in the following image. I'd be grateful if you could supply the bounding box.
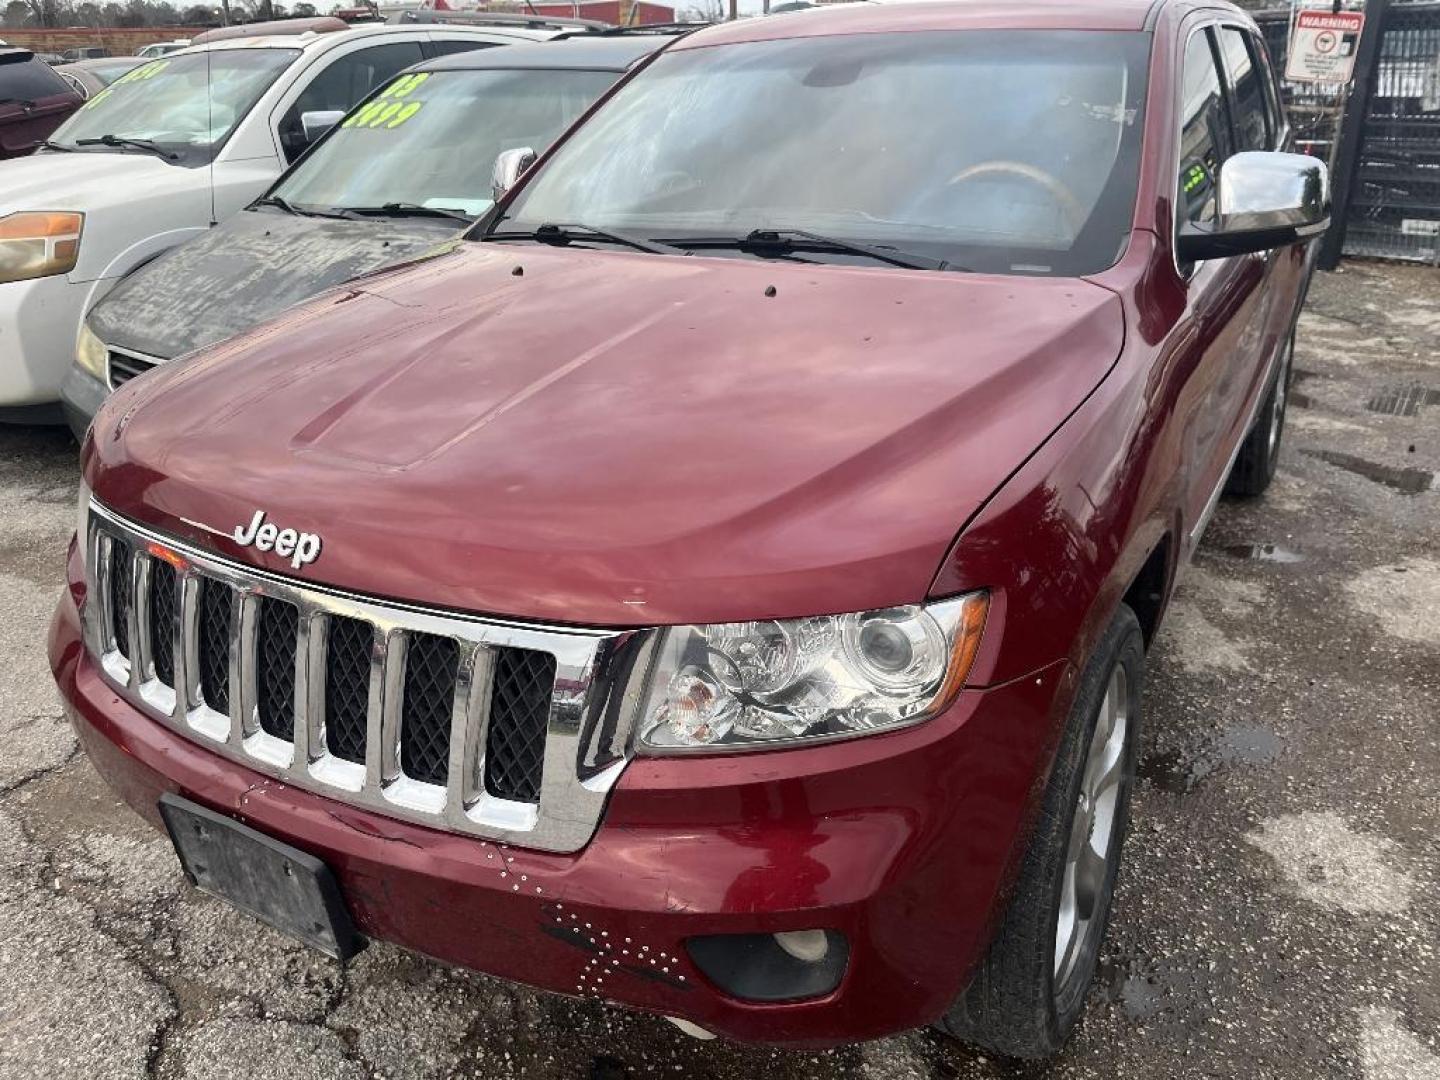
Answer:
[273,67,620,219]
[499,31,1150,276]
[51,49,297,164]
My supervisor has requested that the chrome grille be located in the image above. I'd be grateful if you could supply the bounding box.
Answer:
[107,348,158,391]
[108,540,133,661]
[149,561,178,687]
[81,503,647,854]
[197,579,232,715]
[487,648,555,804]
[400,632,459,786]
[324,615,371,765]
[255,597,299,741]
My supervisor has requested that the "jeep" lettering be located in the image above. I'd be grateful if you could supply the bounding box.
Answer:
[233,510,322,570]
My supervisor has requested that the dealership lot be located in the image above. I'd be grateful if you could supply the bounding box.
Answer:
[0,260,1435,1079]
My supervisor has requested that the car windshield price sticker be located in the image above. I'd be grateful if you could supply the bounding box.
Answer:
[343,72,429,130]
[1286,10,1366,84]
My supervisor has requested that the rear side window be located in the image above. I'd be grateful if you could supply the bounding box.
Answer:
[0,58,72,100]
[1178,29,1230,229]
[427,39,498,58]
[1218,28,1270,152]
[280,41,425,160]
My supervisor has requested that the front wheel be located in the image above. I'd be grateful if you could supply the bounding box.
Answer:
[937,605,1144,1059]
[1226,332,1294,498]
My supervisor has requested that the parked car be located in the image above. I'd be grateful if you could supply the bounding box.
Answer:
[59,46,111,61]
[0,48,82,157]
[54,56,144,99]
[63,34,679,435]
[51,0,1324,1058]
[135,40,191,59]
[0,20,575,422]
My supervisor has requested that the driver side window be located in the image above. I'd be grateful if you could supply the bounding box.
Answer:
[1177,28,1232,232]
[278,41,424,162]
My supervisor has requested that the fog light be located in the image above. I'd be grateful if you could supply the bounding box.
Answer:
[773,929,829,963]
[685,930,849,1003]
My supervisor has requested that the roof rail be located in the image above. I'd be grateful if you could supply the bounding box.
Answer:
[589,20,712,34]
[389,9,613,30]
[190,16,349,44]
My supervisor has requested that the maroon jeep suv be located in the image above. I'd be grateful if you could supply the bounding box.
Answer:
[50,0,1325,1058]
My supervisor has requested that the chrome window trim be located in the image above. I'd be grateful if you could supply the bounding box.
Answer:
[1171,15,1283,280]
[81,500,650,854]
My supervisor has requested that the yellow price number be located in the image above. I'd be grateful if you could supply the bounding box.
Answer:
[342,72,430,130]
[82,59,171,110]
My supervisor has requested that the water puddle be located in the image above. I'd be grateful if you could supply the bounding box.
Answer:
[1366,386,1440,417]
[1140,725,1282,794]
[1220,543,1306,564]
[1096,955,1211,1024]
[1308,450,1435,495]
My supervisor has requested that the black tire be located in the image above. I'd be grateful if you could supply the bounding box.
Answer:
[937,604,1144,1060]
[1225,331,1294,498]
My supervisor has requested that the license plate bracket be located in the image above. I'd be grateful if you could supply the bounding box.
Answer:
[159,793,362,960]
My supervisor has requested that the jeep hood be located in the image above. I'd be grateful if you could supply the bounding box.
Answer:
[89,208,461,360]
[88,243,1124,627]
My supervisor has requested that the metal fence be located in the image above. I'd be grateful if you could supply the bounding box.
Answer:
[1256,2,1440,264]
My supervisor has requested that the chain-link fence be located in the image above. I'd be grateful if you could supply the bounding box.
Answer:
[1256,2,1440,264]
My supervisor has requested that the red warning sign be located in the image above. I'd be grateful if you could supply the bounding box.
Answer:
[1286,10,1366,83]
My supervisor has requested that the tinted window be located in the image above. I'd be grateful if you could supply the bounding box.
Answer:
[275,67,618,219]
[500,31,1151,277]
[1219,28,1269,152]
[280,41,425,161]
[1178,29,1230,229]
[0,57,72,100]
[427,39,498,58]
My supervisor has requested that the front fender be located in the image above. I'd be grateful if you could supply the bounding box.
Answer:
[928,321,1175,690]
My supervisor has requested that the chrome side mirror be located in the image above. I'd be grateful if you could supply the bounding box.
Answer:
[1178,151,1330,262]
[491,146,537,202]
[301,109,346,144]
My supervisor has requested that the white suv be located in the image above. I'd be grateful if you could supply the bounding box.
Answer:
[0,20,564,420]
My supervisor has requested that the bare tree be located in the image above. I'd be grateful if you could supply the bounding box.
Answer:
[679,0,721,20]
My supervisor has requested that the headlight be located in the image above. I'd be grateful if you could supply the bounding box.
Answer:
[636,591,988,753]
[76,321,107,379]
[0,211,83,283]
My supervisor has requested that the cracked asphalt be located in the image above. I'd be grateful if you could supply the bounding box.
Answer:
[0,260,1436,1079]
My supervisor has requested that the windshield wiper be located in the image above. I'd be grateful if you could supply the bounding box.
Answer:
[74,134,178,161]
[338,203,474,224]
[37,139,75,152]
[670,228,953,272]
[252,195,350,220]
[485,222,687,257]
[0,98,36,109]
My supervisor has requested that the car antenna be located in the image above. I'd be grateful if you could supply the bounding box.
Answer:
[206,44,217,226]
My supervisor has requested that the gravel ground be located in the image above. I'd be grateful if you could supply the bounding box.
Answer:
[0,260,1435,1080]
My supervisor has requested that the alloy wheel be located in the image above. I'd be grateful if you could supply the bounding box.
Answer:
[1054,664,1129,991]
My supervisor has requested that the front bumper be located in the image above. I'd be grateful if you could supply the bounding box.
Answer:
[0,272,107,409]
[49,567,1071,1047]
[59,363,107,440]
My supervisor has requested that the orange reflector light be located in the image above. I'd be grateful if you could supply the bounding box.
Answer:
[0,211,83,240]
[147,542,187,570]
[935,591,990,708]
